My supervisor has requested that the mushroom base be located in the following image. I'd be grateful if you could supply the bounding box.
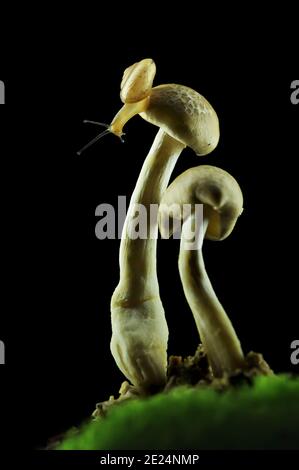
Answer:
[90,346,273,419]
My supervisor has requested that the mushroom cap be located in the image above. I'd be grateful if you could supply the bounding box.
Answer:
[140,84,220,156]
[159,165,243,241]
[120,58,156,104]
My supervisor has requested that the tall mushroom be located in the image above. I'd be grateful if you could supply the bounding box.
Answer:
[79,59,220,392]
[159,165,244,377]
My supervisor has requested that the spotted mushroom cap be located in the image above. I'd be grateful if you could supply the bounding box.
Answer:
[141,84,220,156]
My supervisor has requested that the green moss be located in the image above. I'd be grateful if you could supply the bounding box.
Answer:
[58,375,299,450]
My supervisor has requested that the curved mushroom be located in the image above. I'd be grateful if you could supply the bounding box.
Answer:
[159,165,244,377]
[79,59,220,392]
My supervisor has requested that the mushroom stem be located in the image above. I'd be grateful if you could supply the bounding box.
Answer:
[111,128,185,391]
[179,212,244,377]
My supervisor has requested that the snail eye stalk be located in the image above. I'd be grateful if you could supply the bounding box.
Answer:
[83,120,109,127]
[77,127,111,155]
[77,120,126,155]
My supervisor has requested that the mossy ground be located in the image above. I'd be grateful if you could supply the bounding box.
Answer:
[58,375,299,450]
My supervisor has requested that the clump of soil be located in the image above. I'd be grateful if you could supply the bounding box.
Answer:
[92,345,273,419]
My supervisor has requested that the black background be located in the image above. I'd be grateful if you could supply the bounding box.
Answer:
[0,7,298,455]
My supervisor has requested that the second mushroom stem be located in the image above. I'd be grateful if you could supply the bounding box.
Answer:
[179,213,244,377]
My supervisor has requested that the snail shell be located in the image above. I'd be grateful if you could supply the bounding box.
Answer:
[120,58,156,104]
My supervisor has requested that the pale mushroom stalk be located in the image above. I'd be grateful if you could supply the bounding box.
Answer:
[116,131,184,296]
[179,212,244,377]
[111,129,185,392]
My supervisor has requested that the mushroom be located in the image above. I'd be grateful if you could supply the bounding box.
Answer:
[159,165,244,377]
[79,59,220,392]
